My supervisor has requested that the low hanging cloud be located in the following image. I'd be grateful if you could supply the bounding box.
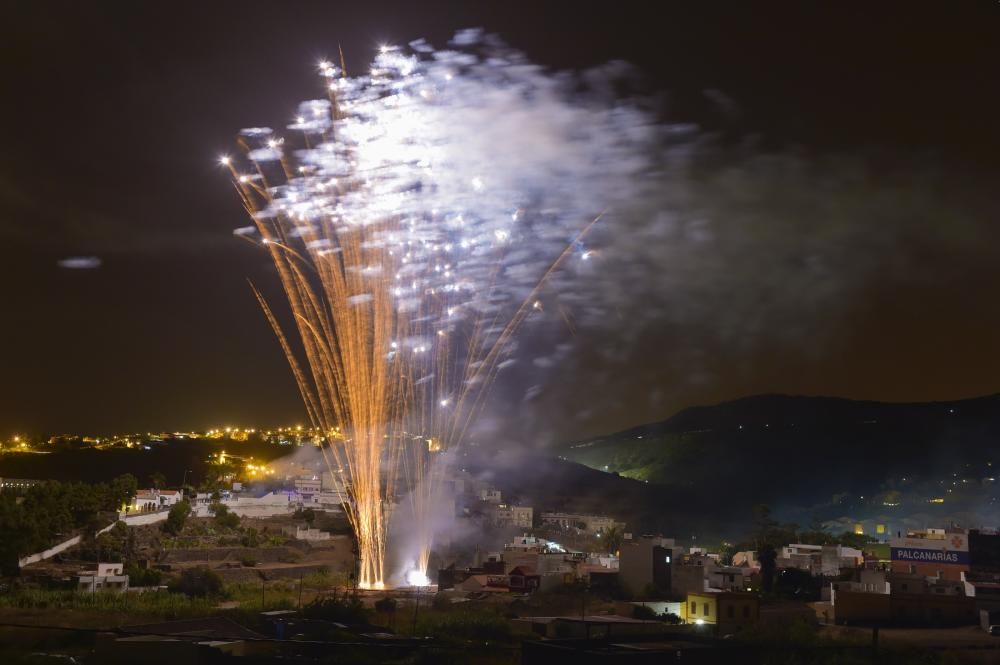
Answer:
[57,256,102,269]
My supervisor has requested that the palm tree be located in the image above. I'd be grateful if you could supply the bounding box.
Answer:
[604,525,624,555]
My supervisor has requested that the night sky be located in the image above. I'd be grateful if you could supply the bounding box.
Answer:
[2,2,998,440]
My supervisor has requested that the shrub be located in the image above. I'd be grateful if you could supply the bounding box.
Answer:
[170,567,224,598]
[241,557,257,567]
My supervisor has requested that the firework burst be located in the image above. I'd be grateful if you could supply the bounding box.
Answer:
[222,30,651,586]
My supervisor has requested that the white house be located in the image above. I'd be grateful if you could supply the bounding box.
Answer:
[78,562,129,593]
[131,489,182,512]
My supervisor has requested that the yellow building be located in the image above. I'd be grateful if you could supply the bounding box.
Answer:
[683,591,759,635]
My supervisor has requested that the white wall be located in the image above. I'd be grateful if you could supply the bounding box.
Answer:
[18,519,119,568]
[121,511,169,527]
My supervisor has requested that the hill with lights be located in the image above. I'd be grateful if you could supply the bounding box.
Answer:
[557,393,1000,532]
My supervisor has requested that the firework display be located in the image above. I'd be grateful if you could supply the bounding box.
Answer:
[222,31,650,587]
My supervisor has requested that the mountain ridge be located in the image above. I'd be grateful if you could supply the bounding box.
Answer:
[558,392,1000,534]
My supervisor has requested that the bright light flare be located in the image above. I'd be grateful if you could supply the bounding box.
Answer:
[406,569,431,586]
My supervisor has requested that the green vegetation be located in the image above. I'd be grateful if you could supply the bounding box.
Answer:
[632,604,657,619]
[373,596,397,613]
[162,499,191,535]
[170,567,224,598]
[77,521,133,563]
[0,474,137,574]
[292,507,316,524]
[302,593,368,624]
[0,588,214,617]
[125,564,162,587]
[208,502,241,530]
[415,612,511,643]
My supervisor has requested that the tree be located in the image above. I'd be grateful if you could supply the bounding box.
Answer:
[774,567,822,600]
[293,507,316,525]
[147,472,167,490]
[211,503,241,530]
[752,503,778,548]
[109,474,138,510]
[759,544,777,593]
[632,604,657,620]
[163,500,191,536]
[836,531,870,550]
[602,525,624,555]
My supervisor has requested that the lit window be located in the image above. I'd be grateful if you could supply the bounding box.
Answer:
[665,555,671,564]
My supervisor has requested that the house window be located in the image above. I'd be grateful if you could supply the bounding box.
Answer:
[690,601,696,615]
[703,603,709,617]
[665,555,671,563]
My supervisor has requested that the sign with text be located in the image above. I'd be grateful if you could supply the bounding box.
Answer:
[891,547,969,566]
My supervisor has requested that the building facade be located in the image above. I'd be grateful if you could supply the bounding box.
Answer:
[684,592,759,635]
[890,530,969,581]
[619,536,675,596]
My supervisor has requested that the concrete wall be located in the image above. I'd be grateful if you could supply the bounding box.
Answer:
[121,511,169,527]
[672,564,707,596]
[18,535,82,568]
[618,601,683,618]
[18,519,120,568]
[619,539,654,596]
[835,591,976,626]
